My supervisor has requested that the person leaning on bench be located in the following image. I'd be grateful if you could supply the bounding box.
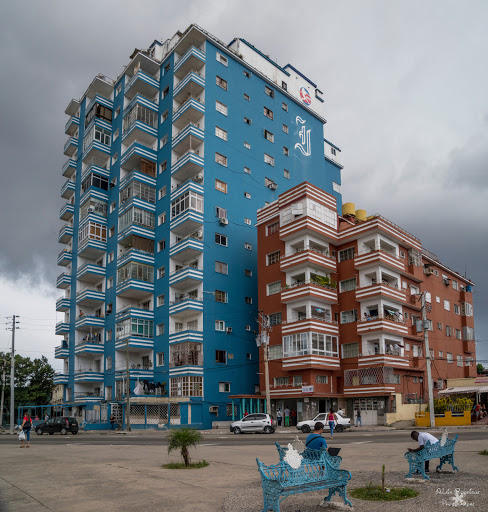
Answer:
[408,430,438,473]
[305,422,328,450]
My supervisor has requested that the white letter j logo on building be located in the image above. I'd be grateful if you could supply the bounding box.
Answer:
[295,116,311,157]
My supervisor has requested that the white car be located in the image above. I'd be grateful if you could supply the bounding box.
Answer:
[296,412,351,433]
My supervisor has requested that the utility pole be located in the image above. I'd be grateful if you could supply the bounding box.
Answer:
[256,310,271,415]
[126,339,131,431]
[0,359,6,427]
[9,315,19,434]
[420,293,435,427]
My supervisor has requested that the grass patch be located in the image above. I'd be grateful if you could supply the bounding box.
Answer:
[479,450,488,456]
[162,459,209,469]
[351,486,419,501]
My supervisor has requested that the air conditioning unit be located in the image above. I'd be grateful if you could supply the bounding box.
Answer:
[443,278,451,285]
[268,183,278,190]
[423,267,435,275]
[226,327,233,334]
[219,218,228,225]
[209,406,219,414]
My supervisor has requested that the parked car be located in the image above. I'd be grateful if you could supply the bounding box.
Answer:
[296,412,351,433]
[230,413,277,434]
[35,417,79,435]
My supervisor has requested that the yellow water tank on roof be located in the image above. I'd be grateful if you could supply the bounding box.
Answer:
[355,209,367,221]
[342,203,355,216]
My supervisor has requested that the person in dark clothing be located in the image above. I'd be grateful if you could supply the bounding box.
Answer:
[355,408,362,427]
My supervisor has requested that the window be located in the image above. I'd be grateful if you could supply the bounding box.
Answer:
[244,70,251,78]
[245,269,252,277]
[267,251,280,265]
[170,376,202,397]
[160,161,167,174]
[265,86,274,97]
[215,290,227,303]
[244,93,250,101]
[454,304,460,314]
[447,352,453,364]
[108,252,114,263]
[215,320,225,332]
[81,173,109,193]
[455,329,462,340]
[282,124,289,134]
[316,375,328,384]
[106,355,112,369]
[160,135,168,148]
[339,247,355,262]
[457,355,463,367]
[164,62,170,73]
[331,147,336,156]
[264,107,273,119]
[117,262,154,285]
[339,278,356,293]
[405,343,410,351]
[274,377,289,386]
[452,280,458,290]
[446,326,452,337]
[158,240,165,252]
[157,266,165,279]
[85,102,113,127]
[264,130,274,142]
[342,342,359,358]
[340,310,358,324]
[245,297,252,304]
[215,126,228,141]
[216,52,228,66]
[116,318,153,339]
[284,169,290,179]
[268,312,282,326]
[216,350,227,363]
[439,350,443,358]
[157,323,165,336]
[267,222,279,235]
[283,146,289,156]
[444,300,450,311]
[463,326,475,341]
[215,179,228,193]
[293,376,302,387]
[216,75,228,90]
[219,382,230,393]
[215,233,228,246]
[244,217,251,225]
[267,281,281,295]
[107,277,113,289]
[437,322,443,330]
[244,242,252,250]
[244,116,252,125]
[264,154,275,166]
[157,353,164,366]
[284,333,339,358]
[282,81,287,91]
[215,261,228,274]
[170,191,203,218]
[161,110,168,123]
[244,141,251,149]
[215,152,228,167]
[162,86,169,98]
[158,212,166,225]
[106,330,112,342]
[216,100,228,115]
[157,295,165,307]
[159,186,167,199]
[244,166,251,174]
[269,346,283,360]
[216,206,227,219]
[115,107,120,118]
[425,292,432,303]
[282,102,288,111]
[461,302,473,316]
[120,181,156,206]
[244,192,251,199]
[113,129,119,142]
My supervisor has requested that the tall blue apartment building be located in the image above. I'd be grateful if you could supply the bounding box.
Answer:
[55,24,343,429]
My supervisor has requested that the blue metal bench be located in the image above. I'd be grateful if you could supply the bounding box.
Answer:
[256,457,352,511]
[405,434,459,480]
[275,441,342,469]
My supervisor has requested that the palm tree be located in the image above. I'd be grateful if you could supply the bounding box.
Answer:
[167,428,203,467]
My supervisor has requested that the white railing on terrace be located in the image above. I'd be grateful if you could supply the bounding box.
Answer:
[175,121,204,137]
[170,264,202,276]
[171,231,203,247]
[170,294,203,305]
[173,96,205,114]
[171,176,204,192]
[367,214,420,242]
[173,149,202,165]
[175,45,206,64]
[359,314,406,324]
[361,349,402,357]
[356,247,403,261]
[283,315,337,325]
[284,246,330,258]
[359,280,401,290]
[118,247,155,259]
[282,280,337,292]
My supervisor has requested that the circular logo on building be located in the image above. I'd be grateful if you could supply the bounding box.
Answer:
[299,87,312,105]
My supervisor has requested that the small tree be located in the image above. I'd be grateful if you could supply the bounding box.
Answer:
[167,428,203,467]
[477,364,485,375]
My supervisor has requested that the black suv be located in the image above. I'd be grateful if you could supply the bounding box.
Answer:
[35,417,79,435]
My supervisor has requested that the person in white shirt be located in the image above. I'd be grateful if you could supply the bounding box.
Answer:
[408,430,439,473]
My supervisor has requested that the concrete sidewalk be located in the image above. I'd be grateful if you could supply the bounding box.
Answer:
[0,433,487,511]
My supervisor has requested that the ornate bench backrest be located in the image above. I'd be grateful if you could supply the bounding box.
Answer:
[257,458,332,487]
[275,442,342,469]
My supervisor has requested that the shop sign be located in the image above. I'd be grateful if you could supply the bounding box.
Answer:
[302,385,314,393]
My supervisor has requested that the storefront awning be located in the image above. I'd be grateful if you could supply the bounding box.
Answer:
[438,386,488,395]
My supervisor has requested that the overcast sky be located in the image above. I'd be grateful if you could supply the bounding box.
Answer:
[0,0,486,371]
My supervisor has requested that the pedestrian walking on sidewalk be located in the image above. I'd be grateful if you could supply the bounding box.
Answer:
[110,413,117,430]
[20,413,32,448]
[408,431,439,473]
[276,408,282,426]
[327,409,337,438]
[291,409,297,426]
[355,408,362,427]
[284,407,290,427]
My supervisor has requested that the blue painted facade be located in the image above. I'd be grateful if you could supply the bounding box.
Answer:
[55,25,342,428]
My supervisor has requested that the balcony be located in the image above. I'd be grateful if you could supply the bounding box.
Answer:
[78,236,107,259]
[115,305,153,322]
[53,373,69,385]
[174,45,205,78]
[76,288,105,307]
[75,337,104,356]
[77,262,106,283]
[122,97,158,147]
[356,315,408,336]
[56,272,71,289]
[125,70,159,100]
[74,369,104,382]
[463,340,475,353]
[57,249,72,267]
[281,281,338,304]
[118,219,155,247]
[58,224,73,244]
[280,247,336,273]
[173,97,205,129]
[354,248,405,273]
[281,354,341,371]
[64,136,78,157]
[55,342,69,359]
[172,124,204,158]
[62,158,77,178]
[85,74,114,102]
[82,137,111,163]
[117,247,155,269]
[56,296,70,312]
[171,149,204,182]
[169,329,204,344]
[116,278,154,299]
[358,353,410,369]
[61,178,76,199]
[65,115,80,136]
[73,391,104,402]
[65,98,81,117]
[173,70,205,103]
[74,314,105,332]
[281,316,339,337]
[355,283,407,304]
[120,141,157,170]
[170,231,203,260]
[55,322,69,335]
[169,264,203,289]
[343,367,401,396]
[115,336,154,352]
[169,295,204,317]
[115,367,155,380]
[279,216,339,244]
[59,202,75,221]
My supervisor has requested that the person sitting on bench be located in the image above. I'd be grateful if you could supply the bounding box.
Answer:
[305,422,328,450]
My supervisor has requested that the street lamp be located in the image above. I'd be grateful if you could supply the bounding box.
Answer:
[256,311,271,415]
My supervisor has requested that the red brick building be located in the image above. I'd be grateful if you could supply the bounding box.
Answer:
[256,182,476,425]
